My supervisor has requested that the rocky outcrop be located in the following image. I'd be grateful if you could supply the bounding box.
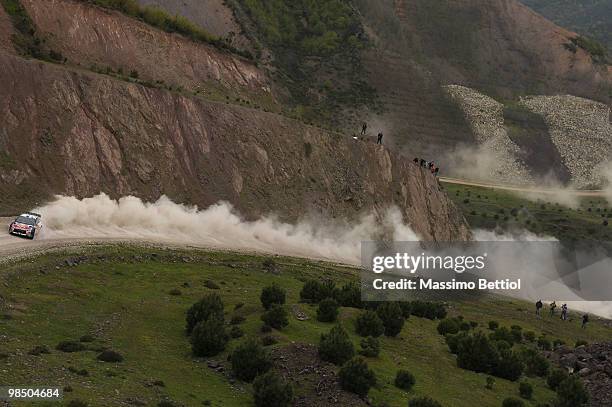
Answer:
[521,95,612,188]
[21,0,272,103]
[549,342,612,407]
[0,51,470,241]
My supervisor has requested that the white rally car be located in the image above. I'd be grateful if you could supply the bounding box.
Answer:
[8,212,43,240]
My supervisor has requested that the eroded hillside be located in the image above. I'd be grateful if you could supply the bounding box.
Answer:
[0,48,470,241]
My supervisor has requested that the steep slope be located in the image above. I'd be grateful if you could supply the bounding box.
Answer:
[0,51,470,241]
[136,0,253,51]
[20,0,273,107]
[0,4,14,53]
[520,0,612,53]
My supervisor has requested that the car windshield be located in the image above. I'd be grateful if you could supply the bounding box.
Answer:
[15,216,36,226]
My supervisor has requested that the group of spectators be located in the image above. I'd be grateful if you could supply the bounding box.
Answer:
[536,300,589,328]
[414,158,440,176]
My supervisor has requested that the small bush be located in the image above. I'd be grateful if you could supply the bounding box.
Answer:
[502,398,524,407]
[186,293,224,334]
[537,336,552,351]
[523,331,535,342]
[376,302,405,337]
[520,348,549,377]
[97,350,124,363]
[317,298,339,322]
[493,349,524,381]
[204,280,220,289]
[252,371,293,407]
[231,338,272,382]
[547,369,569,391]
[79,335,95,343]
[408,397,443,407]
[394,369,416,391]
[168,288,182,296]
[437,318,460,336]
[230,325,244,339]
[485,376,495,389]
[190,317,228,357]
[67,400,89,407]
[404,301,447,320]
[336,282,362,308]
[261,335,278,346]
[299,279,335,303]
[488,321,499,330]
[355,310,385,337]
[261,305,289,330]
[519,381,533,399]
[456,333,499,374]
[230,315,246,325]
[56,341,86,353]
[261,324,272,333]
[318,325,354,365]
[260,284,286,310]
[358,337,380,357]
[338,357,376,397]
[555,375,589,407]
[29,345,50,356]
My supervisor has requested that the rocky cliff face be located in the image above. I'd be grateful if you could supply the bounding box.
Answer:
[0,51,470,241]
[21,0,272,105]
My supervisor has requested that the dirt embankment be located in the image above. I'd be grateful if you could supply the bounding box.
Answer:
[21,0,271,102]
[0,51,470,242]
[0,5,14,53]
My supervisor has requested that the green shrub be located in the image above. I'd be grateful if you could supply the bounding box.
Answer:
[547,369,568,390]
[230,325,244,339]
[231,338,272,382]
[261,335,278,346]
[318,325,354,365]
[190,317,228,357]
[56,341,86,353]
[96,350,124,363]
[261,304,289,330]
[260,284,286,309]
[355,310,384,337]
[488,321,499,330]
[230,315,246,325]
[299,279,336,303]
[519,381,532,399]
[186,293,224,334]
[317,298,339,322]
[520,348,549,377]
[437,318,460,336]
[358,337,380,357]
[445,332,468,354]
[29,345,50,355]
[338,357,376,397]
[394,369,416,391]
[456,333,499,373]
[537,336,552,351]
[493,349,524,381]
[485,376,495,389]
[502,398,524,407]
[66,400,89,407]
[252,371,293,407]
[376,302,404,337]
[523,331,535,342]
[402,301,447,320]
[489,327,515,344]
[408,397,443,407]
[555,375,589,407]
[336,282,362,308]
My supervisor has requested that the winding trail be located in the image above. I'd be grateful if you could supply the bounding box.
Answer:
[439,177,606,197]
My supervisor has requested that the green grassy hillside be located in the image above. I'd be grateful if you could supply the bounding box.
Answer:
[1,245,609,406]
[443,183,612,242]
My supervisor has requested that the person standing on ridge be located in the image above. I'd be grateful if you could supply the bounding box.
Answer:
[582,314,589,328]
[535,300,543,316]
[549,301,557,317]
[561,304,568,321]
[377,132,383,144]
[361,122,367,135]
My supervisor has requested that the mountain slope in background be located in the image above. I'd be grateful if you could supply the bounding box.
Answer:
[520,0,612,53]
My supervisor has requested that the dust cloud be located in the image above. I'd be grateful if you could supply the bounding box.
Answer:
[34,193,418,265]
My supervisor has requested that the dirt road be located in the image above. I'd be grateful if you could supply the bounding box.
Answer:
[439,177,606,197]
